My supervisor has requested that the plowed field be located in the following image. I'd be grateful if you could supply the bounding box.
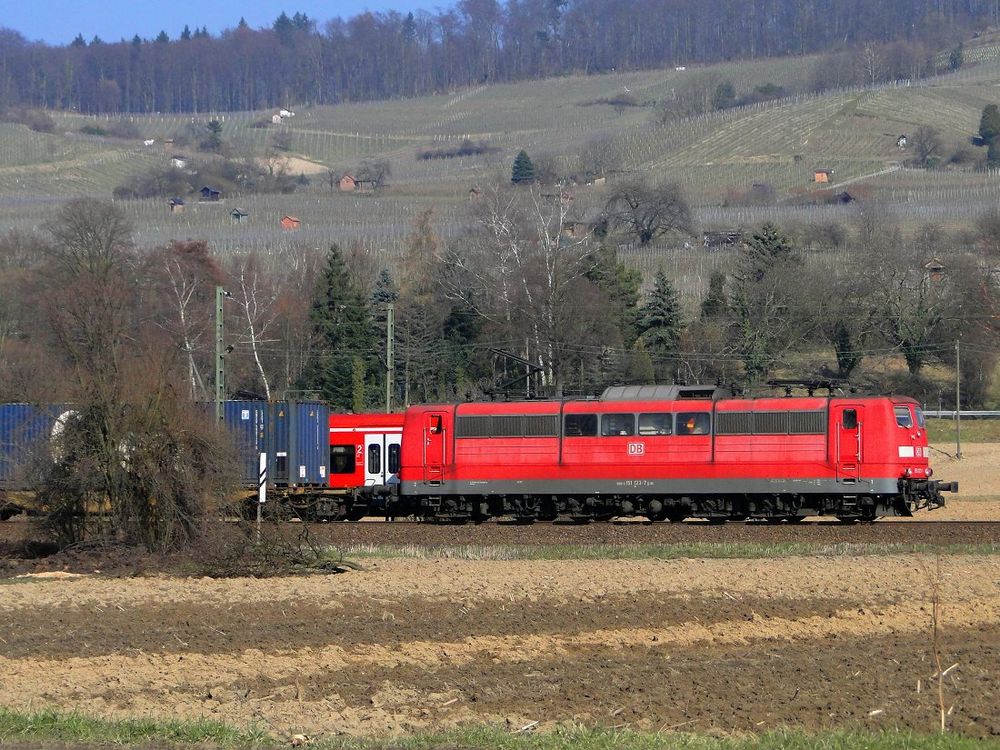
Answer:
[1,556,998,740]
[0,441,998,741]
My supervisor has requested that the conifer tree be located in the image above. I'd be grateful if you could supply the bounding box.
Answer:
[511,150,536,184]
[730,223,801,385]
[700,270,728,320]
[297,245,376,409]
[371,268,398,306]
[637,270,683,379]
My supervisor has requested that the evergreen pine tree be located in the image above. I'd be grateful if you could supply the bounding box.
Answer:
[297,245,377,409]
[700,270,728,320]
[712,80,736,110]
[738,222,795,283]
[180,25,192,41]
[371,268,399,306]
[511,150,536,184]
[731,222,798,385]
[585,244,642,346]
[637,270,683,380]
[949,42,964,71]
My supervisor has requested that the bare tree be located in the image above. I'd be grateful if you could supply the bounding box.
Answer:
[975,209,1000,257]
[357,158,392,191]
[229,253,280,400]
[858,43,884,85]
[605,180,694,245]
[863,221,948,375]
[441,181,613,393]
[727,223,816,385]
[911,125,942,167]
[37,200,233,551]
[147,240,222,400]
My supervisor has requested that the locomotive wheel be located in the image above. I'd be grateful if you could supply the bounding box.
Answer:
[665,510,687,523]
[785,515,805,523]
[706,517,727,525]
[836,516,859,524]
[765,517,784,525]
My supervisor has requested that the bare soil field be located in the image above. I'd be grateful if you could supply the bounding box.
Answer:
[0,443,997,743]
[1,556,998,741]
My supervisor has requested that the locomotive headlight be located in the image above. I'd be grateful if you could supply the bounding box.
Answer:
[927,468,933,477]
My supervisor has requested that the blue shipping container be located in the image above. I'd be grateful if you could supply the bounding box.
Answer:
[268,400,329,486]
[219,400,268,485]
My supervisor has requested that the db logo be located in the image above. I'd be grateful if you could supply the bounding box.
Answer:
[627,442,645,455]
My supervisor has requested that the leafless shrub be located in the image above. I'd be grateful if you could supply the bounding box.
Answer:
[416,138,500,160]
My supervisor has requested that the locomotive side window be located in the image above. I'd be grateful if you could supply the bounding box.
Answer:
[601,413,635,436]
[914,407,926,428]
[842,409,858,429]
[638,413,672,435]
[564,413,597,436]
[894,406,913,428]
[330,445,355,474]
[387,444,400,474]
[676,412,711,435]
[367,444,381,474]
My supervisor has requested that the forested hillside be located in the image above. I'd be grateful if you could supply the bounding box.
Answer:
[0,0,995,113]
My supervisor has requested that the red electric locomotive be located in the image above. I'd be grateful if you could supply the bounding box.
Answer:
[392,384,957,523]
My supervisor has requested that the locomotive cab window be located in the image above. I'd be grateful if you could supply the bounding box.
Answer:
[367,444,381,474]
[638,413,672,435]
[564,413,597,437]
[842,409,858,430]
[894,406,913,428]
[601,413,635,436]
[330,445,355,474]
[676,412,710,435]
[914,407,926,428]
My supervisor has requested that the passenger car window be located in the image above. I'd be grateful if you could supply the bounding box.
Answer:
[894,406,913,428]
[601,413,635,436]
[367,444,381,474]
[564,414,597,436]
[676,412,710,435]
[330,445,354,474]
[638,413,672,435]
[387,444,400,474]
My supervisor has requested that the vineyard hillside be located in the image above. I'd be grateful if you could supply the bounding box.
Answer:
[3,49,1000,257]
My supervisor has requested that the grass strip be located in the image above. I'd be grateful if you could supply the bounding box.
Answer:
[337,542,1000,561]
[0,706,270,747]
[0,711,996,750]
[334,725,1000,749]
[926,419,1000,443]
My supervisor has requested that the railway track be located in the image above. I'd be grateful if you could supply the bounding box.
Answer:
[294,518,1000,548]
[3,517,997,551]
